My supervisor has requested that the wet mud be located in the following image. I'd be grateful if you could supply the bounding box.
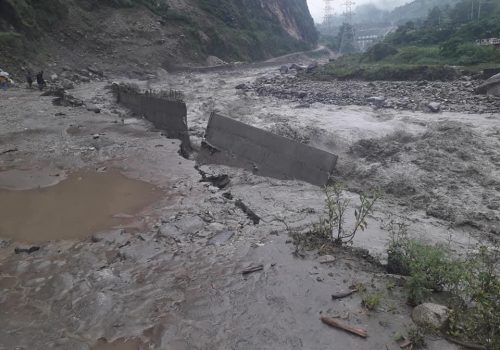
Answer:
[0,169,162,242]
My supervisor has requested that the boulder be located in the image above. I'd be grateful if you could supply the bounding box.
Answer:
[279,65,289,74]
[86,103,101,113]
[206,55,227,66]
[475,73,500,97]
[62,79,75,90]
[87,65,104,77]
[306,62,318,73]
[367,96,386,107]
[412,303,449,329]
[427,102,441,113]
[235,83,249,90]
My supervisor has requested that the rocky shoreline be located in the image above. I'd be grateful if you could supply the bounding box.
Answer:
[250,73,500,114]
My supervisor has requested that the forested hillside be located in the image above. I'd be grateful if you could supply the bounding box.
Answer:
[0,0,318,75]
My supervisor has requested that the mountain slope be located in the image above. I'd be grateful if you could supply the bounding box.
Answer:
[390,0,461,23]
[0,0,318,76]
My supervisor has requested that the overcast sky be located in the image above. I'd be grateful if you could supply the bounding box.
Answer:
[306,0,411,22]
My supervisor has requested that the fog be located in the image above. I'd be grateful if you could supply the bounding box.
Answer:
[307,0,411,22]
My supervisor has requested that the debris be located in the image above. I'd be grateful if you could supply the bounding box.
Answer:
[222,192,233,200]
[241,264,264,275]
[412,303,449,329]
[0,147,18,155]
[235,199,260,225]
[331,289,358,300]
[398,338,412,348]
[14,245,41,254]
[294,103,310,109]
[318,255,336,264]
[235,83,249,90]
[201,174,230,189]
[320,317,368,338]
[444,336,487,350]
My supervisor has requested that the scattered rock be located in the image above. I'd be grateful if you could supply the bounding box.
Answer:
[62,79,75,90]
[412,303,450,329]
[87,65,104,77]
[279,65,289,74]
[14,245,41,254]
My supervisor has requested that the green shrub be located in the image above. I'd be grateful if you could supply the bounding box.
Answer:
[386,221,499,348]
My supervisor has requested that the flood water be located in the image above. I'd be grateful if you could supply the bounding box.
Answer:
[0,169,162,242]
[90,339,141,350]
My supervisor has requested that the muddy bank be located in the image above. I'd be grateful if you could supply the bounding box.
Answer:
[250,74,500,114]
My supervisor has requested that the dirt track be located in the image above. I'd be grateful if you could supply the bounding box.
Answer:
[1,55,497,349]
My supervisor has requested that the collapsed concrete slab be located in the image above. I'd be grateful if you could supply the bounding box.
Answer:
[113,84,191,156]
[200,113,338,186]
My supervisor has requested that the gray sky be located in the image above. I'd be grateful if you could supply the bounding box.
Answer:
[306,0,411,22]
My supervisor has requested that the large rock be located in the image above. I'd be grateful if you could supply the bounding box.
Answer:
[427,102,441,113]
[206,55,227,66]
[476,73,500,97]
[412,303,450,329]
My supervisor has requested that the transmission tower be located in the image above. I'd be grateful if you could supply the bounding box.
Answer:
[323,0,335,33]
[339,0,357,54]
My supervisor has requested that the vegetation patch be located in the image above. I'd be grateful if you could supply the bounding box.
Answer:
[386,219,499,348]
[310,54,459,81]
[289,183,379,255]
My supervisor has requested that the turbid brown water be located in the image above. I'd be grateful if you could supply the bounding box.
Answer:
[0,169,162,242]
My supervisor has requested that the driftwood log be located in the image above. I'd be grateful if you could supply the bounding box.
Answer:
[320,316,368,338]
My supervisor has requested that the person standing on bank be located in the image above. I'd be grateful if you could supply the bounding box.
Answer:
[26,70,34,89]
[36,71,46,90]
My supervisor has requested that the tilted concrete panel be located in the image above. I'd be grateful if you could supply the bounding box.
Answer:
[115,85,191,156]
[202,113,338,186]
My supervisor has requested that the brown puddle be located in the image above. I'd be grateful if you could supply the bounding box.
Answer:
[0,169,163,242]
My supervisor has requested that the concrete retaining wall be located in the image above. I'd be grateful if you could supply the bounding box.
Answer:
[115,85,191,155]
[202,113,338,186]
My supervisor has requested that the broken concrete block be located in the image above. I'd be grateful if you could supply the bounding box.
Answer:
[200,113,338,186]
